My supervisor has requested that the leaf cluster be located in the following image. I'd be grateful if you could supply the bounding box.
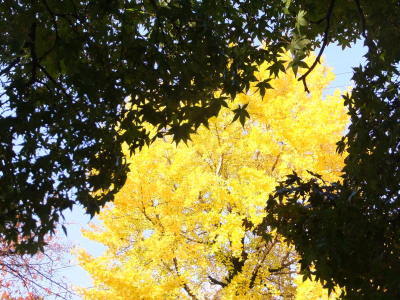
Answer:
[263,170,400,298]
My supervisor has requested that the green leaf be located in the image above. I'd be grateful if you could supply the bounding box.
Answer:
[232,104,250,127]
[296,10,308,29]
[256,79,273,99]
[61,225,68,237]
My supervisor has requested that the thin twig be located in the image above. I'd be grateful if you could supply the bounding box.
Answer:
[271,153,281,173]
[37,63,69,97]
[27,22,38,86]
[353,0,367,39]
[298,0,336,92]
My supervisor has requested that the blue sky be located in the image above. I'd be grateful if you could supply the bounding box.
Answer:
[57,41,367,299]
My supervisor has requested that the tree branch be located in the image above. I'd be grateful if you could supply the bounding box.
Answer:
[271,153,281,173]
[37,63,70,97]
[353,0,366,39]
[39,0,61,61]
[225,237,248,284]
[216,154,224,176]
[298,0,336,92]
[249,236,279,289]
[269,258,297,273]
[208,274,227,287]
[173,258,199,300]
[27,22,38,86]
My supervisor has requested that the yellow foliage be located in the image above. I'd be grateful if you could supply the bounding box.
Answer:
[295,276,340,300]
[78,57,347,299]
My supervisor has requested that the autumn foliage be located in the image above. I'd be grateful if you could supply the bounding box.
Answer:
[78,58,347,299]
[0,234,71,299]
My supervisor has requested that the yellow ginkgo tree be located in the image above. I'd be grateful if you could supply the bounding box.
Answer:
[78,57,348,299]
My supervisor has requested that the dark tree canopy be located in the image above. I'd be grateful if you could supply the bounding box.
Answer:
[258,1,400,298]
[0,0,291,252]
[0,0,347,252]
[0,0,399,297]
